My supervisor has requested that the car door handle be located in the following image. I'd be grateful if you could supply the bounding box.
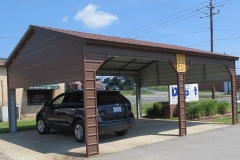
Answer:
[70,109,75,111]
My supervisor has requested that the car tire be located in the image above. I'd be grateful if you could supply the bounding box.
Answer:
[73,120,85,143]
[114,129,129,136]
[37,117,50,135]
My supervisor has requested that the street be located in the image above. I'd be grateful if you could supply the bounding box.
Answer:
[126,90,232,104]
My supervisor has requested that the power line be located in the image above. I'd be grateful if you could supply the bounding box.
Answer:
[214,0,240,7]
[119,0,209,37]
[141,0,187,9]
[0,37,20,39]
[136,29,209,39]
[131,8,209,39]
[188,36,240,47]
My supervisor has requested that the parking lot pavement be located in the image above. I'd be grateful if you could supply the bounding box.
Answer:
[0,119,230,160]
[89,124,240,160]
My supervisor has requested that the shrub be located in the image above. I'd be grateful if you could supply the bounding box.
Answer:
[145,102,163,118]
[217,101,230,114]
[187,102,204,119]
[201,99,218,116]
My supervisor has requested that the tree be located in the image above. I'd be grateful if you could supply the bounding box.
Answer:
[103,78,111,84]
[122,76,134,90]
[109,76,121,86]
[105,85,110,90]
[119,83,124,90]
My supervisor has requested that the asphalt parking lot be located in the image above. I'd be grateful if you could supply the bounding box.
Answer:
[0,119,230,160]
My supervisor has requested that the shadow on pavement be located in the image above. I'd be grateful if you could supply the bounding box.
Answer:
[0,119,218,158]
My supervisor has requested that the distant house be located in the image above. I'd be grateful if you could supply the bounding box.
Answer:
[199,74,240,92]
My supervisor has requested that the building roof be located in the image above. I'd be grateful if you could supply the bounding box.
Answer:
[0,58,6,66]
[4,25,239,67]
[38,25,238,59]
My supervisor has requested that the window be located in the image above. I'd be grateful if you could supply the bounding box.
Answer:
[27,90,52,105]
[52,95,65,105]
[63,94,84,107]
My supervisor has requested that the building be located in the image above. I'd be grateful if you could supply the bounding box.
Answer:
[0,58,66,118]
[0,57,102,119]
[199,75,240,92]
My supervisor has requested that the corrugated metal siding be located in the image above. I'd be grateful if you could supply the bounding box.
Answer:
[85,45,176,61]
[139,62,158,86]
[186,64,230,83]
[186,55,235,68]
[8,31,84,89]
[157,61,177,85]
[185,64,205,83]
[139,60,177,87]
[205,64,230,82]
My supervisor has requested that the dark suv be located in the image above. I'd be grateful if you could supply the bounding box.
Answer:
[36,90,135,142]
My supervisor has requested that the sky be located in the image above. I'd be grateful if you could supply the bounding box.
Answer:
[1,0,240,74]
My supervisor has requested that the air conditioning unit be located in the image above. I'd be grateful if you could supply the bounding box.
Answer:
[0,106,20,122]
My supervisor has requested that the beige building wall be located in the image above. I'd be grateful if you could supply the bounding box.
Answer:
[0,66,8,107]
[53,83,65,98]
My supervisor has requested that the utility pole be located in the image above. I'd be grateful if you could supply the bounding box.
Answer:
[208,0,219,99]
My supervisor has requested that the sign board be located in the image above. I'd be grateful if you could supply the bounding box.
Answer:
[34,95,44,99]
[27,84,59,90]
[176,54,186,72]
[169,84,199,105]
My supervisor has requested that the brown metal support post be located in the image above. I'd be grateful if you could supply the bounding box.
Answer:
[227,67,238,124]
[177,73,187,136]
[169,61,187,136]
[136,75,141,119]
[82,44,106,156]
[83,62,99,156]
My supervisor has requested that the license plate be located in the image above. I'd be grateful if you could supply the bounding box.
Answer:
[113,106,122,113]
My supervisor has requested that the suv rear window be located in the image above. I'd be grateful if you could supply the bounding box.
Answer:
[97,92,128,105]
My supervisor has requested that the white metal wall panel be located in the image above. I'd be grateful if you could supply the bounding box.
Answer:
[158,61,177,85]
[139,62,158,86]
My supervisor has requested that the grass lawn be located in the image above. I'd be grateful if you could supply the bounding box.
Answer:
[120,89,154,96]
[146,86,168,91]
[0,119,36,133]
[199,94,231,98]
[206,112,240,124]
[131,102,154,116]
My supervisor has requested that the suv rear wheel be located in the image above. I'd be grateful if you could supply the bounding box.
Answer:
[114,129,129,136]
[74,120,85,143]
[37,117,50,134]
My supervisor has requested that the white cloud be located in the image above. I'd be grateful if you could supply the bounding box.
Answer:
[74,4,119,29]
[61,16,69,22]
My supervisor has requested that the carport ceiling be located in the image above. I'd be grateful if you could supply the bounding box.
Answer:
[4,25,239,89]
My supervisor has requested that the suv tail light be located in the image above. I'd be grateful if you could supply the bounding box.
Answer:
[124,103,132,113]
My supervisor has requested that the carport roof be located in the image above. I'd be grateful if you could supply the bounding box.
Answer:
[4,25,239,67]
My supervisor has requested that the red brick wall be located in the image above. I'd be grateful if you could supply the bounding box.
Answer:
[199,81,224,91]
[199,78,240,92]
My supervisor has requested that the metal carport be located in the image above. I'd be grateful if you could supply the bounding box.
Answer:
[4,25,239,157]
